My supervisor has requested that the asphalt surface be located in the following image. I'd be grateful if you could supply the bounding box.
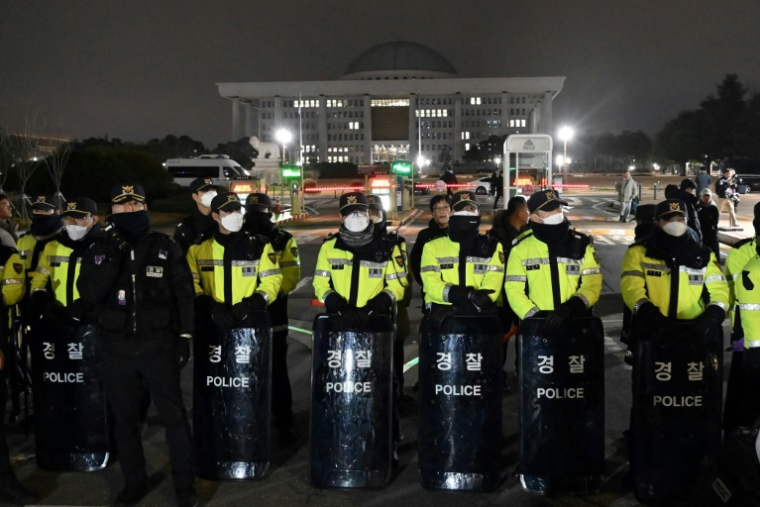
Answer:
[6,186,758,507]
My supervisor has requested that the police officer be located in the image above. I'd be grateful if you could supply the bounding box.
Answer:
[505,189,602,330]
[0,240,37,505]
[420,191,504,326]
[28,198,102,322]
[312,192,406,460]
[17,195,64,292]
[241,192,298,442]
[173,177,221,253]
[77,184,196,507]
[620,198,728,340]
[723,202,760,434]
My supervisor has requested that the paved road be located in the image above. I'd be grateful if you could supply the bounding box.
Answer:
[7,190,757,506]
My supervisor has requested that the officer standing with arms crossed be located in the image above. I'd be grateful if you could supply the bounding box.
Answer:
[77,184,196,507]
[420,191,504,325]
[505,189,602,330]
[312,191,406,460]
[241,192,298,442]
[174,178,220,254]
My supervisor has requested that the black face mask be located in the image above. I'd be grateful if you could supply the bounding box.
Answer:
[30,213,62,237]
[448,214,481,242]
[754,218,760,239]
[111,210,150,241]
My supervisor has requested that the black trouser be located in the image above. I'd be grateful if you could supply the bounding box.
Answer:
[722,352,760,435]
[494,191,503,209]
[102,350,193,491]
[0,363,17,487]
[271,330,293,429]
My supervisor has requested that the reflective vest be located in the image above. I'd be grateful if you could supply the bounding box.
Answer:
[726,236,756,328]
[505,230,602,319]
[621,243,728,319]
[30,240,88,306]
[187,233,282,305]
[1,249,25,306]
[313,235,405,307]
[736,254,760,349]
[270,230,300,296]
[17,233,53,291]
[420,234,504,306]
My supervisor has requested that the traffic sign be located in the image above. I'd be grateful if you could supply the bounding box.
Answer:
[522,184,534,196]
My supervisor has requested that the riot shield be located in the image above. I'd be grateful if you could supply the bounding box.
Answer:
[193,311,272,480]
[519,316,605,495]
[418,315,504,492]
[30,316,108,471]
[310,314,394,489]
[630,318,723,505]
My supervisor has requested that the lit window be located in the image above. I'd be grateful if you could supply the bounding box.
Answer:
[465,143,470,151]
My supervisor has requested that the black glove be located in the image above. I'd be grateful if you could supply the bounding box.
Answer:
[195,295,215,313]
[635,301,669,336]
[211,302,237,328]
[231,293,267,324]
[177,338,191,369]
[447,285,473,305]
[431,305,457,329]
[102,224,128,250]
[340,306,370,329]
[543,297,586,335]
[366,292,392,316]
[468,289,495,313]
[29,291,49,321]
[699,305,726,332]
[68,299,86,322]
[243,293,267,311]
[324,292,349,314]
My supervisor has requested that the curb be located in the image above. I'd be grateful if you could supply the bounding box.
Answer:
[275,212,309,224]
[398,208,422,227]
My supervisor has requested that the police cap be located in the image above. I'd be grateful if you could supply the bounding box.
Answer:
[62,197,97,216]
[111,184,146,204]
[339,192,369,216]
[189,177,222,194]
[527,189,567,213]
[634,204,656,222]
[245,193,272,213]
[31,194,62,211]
[210,192,242,213]
[366,194,384,212]
[655,198,687,220]
[450,191,479,212]
[754,201,760,219]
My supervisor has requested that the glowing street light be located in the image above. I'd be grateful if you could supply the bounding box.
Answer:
[275,129,292,165]
[557,126,574,177]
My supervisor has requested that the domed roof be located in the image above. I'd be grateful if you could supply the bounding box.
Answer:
[342,41,458,80]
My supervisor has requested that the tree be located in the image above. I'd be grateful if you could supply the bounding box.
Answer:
[700,74,746,160]
[654,110,708,175]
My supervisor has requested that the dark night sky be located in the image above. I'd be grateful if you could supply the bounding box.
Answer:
[2,0,760,149]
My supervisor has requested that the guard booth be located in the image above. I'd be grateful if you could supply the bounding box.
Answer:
[281,165,302,215]
[502,134,553,205]
[390,160,412,212]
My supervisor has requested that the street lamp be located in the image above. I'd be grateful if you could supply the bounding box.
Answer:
[275,129,292,165]
[557,126,574,177]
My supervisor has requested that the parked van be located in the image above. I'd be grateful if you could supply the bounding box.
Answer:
[164,155,250,187]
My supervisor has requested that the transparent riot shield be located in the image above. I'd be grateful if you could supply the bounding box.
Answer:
[193,311,272,480]
[630,318,723,505]
[519,316,605,495]
[310,314,393,489]
[418,315,504,491]
[30,316,108,471]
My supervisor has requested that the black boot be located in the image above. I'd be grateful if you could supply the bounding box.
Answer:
[176,486,198,507]
[0,481,40,505]
[114,482,148,506]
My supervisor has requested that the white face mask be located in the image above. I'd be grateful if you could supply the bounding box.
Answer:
[662,221,687,237]
[344,215,370,232]
[371,214,384,224]
[220,212,244,233]
[200,191,217,208]
[541,211,565,225]
[65,224,90,241]
[453,210,479,217]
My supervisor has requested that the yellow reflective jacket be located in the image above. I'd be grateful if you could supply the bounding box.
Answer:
[313,234,405,307]
[736,254,760,349]
[1,248,25,306]
[30,232,101,306]
[621,241,729,319]
[505,229,602,319]
[269,229,300,296]
[420,234,504,306]
[17,233,59,291]
[187,232,282,305]
[726,236,756,328]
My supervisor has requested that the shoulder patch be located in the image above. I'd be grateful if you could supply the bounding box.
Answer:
[512,230,534,247]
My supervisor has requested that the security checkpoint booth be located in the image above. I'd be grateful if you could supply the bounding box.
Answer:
[502,134,554,205]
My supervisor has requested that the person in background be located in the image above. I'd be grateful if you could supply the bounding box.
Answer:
[491,168,504,209]
[715,168,738,228]
[440,166,458,197]
[696,166,711,195]
[173,178,221,254]
[615,170,636,222]
[410,194,451,304]
[664,179,703,242]
[0,196,17,247]
[17,195,64,291]
[696,188,720,260]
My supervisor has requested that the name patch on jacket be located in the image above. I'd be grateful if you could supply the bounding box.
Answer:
[647,270,662,277]
[474,264,487,274]
[331,264,344,270]
[440,263,454,270]
[566,265,580,275]
[146,266,164,278]
[526,264,540,271]
[242,266,256,277]
[368,268,383,278]
[688,274,704,285]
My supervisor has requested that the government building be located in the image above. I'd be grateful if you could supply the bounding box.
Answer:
[217,41,564,170]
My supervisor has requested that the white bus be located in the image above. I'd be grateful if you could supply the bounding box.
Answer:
[164,155,250,187]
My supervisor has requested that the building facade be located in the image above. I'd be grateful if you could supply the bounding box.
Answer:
[217,41,564,170]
